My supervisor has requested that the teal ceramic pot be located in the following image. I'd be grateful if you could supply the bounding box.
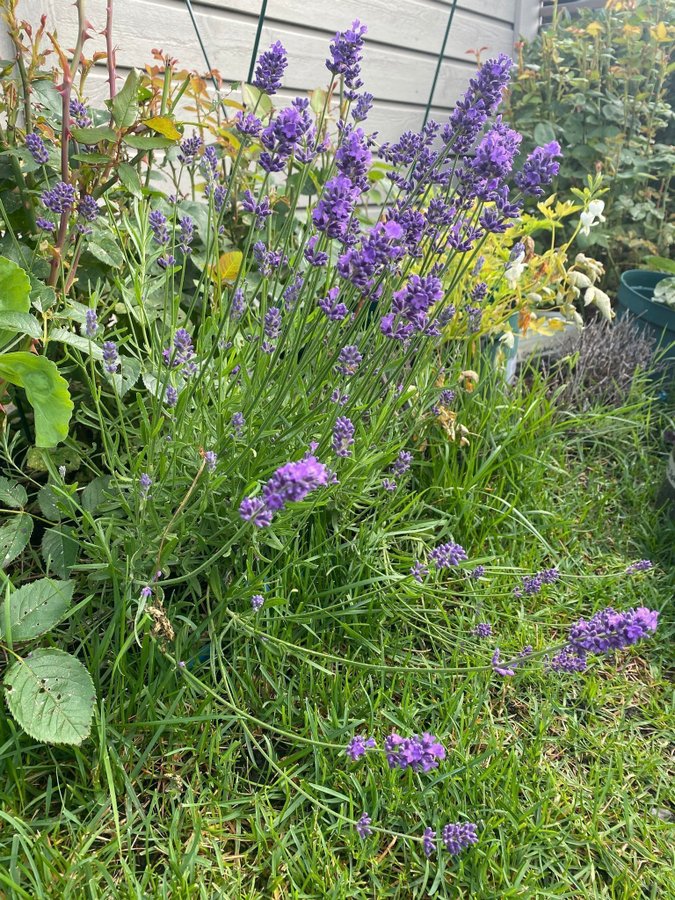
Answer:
[616,270,675,365]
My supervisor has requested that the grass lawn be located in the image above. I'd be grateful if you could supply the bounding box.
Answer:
[1,372,673,899]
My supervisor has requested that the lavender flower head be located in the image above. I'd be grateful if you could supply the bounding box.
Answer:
[385,731,446,773]
[102,341,119,374]
[25,132,49,164]
[391,450,412,476]
[251,594,265,612]
[625,559,652,574]
[240,455,329,527]
[473,622,492,638]
[346,734,376,761]
[326,20,368,94]
[204,451,217,472]
[423,827,436,858]
[84,308,98,338]
[337,344,362,376]
[177,133,203,165]
[41,182,76,215]
[139,473,152,497]
[566,606,659,656]
[351,92,374,123]
[149,209,169,245]
[333,416,355,457]
[69,98,91,127]
[252,40,288,95]
[515,141,562,196]
[356,813,372,839]
[442,822,478,855]
[410,560,428,583]
[429,541,468,569]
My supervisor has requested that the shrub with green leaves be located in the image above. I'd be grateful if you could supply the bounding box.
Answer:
[506,0,675,280]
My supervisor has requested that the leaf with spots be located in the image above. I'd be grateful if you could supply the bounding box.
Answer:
[0,513,33,568]
[0,578,74,642]
[3,649,95,745]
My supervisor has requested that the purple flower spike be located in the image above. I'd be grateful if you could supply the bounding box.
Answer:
[491,648,515,677]
[102,341,119,374]
[326,20,368,95]
[336,344,362,376]
[356,813,372,839]
[384,731,445,773]
[625,559,652,574]
[429,541,468,569]
[473,622,492,638]
[515,141,562,197]
[346,735,377,761]
[332,416,355,457]
[251,594,264,612]
[410,560,428,582]
[442,822,478,855]
[41,181,76,214]
[25,132,49,164]
[423,827,436,858]
[252,40,288,95]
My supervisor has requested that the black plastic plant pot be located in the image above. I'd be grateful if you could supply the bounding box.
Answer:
[616,270,675,368]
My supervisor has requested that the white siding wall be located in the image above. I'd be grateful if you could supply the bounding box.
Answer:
[2,0,539,141]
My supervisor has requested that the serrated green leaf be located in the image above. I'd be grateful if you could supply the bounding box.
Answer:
[70,125,118,145]
[37,484,63,521]
[0,578,74,641]
[0,311,42,339]
[41,526,78,579]
[4,648,95,745]
[0,255,32,348]
[0,352,73,447]
[86,232,125,269]
[0,513,33,567]
[0,477,27,509]
[81,475,113,514]
[111,69,140,128]
[117,162,143,198]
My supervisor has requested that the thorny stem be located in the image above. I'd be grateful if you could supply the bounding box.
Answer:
[48,0,89,287]
[104,0,117,106]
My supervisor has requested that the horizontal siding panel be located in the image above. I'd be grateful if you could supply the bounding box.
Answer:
[197,0,514,59]
[84,67,454,143]
[438,0,517,23]
[31,0,505,109]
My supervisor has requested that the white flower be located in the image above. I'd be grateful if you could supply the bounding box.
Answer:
[579,199,606,236]
[505,252,526,288]
[584,285,614,320]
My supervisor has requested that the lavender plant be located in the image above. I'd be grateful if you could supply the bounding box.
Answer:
[0,7,665,876]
